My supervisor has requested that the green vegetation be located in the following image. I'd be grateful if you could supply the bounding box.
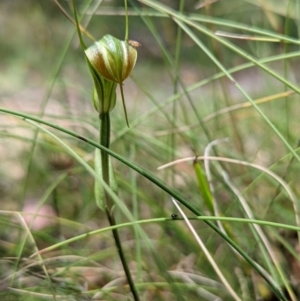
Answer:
[1,0,300,300]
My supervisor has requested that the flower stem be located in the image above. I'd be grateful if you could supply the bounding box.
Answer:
[99,113,140,301]
[100,113,110,185]
[124,0,129,41]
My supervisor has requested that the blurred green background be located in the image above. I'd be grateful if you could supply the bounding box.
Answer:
[1,0,300,300]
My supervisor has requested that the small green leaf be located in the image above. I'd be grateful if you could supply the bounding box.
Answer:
[109,156,118,195]
[193,160,214,214]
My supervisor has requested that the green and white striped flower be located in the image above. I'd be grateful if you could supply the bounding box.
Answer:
[85,34,137,84]
[85,34,138,124]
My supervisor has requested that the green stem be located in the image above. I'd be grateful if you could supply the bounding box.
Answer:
[100,113,140,301]
[124,0,129,41]
[100,113,110,186]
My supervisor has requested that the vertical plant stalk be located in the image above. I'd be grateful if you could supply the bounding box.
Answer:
[100,114,111,186]
[72,1,138,297]
[100,113,140,301]
[124,0,129,41]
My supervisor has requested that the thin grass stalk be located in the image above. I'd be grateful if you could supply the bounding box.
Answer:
[0,107,288,300]
[138,0,300,165]
[124,0,128,41]
[9,10,88,298]
[171,198,243,301]
[24,214,300,258]
[223,171,297,301]
[130,144,142,283]
[116,51,300,141]
[170,0,185,204]
[130,3,213,148]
